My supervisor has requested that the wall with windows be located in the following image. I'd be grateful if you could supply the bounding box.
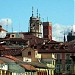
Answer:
[22,48,39,62]
[55,53,73,74]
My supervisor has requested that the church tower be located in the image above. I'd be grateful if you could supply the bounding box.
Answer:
[29,7,42,38]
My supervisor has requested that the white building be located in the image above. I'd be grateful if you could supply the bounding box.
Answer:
[0,25,7,38]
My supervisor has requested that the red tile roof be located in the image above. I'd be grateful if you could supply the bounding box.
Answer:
[1,48,22,56]
[0,45,10,50]
[3,55,37,71]
[1,45,10,50]
[0,28,7,32]
[0,60,5,64]
[4,55,20,62]
[21,64,37,71]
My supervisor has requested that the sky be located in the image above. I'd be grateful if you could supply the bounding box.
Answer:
[0,0,74,41]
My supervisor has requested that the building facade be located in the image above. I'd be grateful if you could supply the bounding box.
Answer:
[0,25,7,38]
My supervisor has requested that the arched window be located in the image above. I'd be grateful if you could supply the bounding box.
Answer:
[28,51,31,56]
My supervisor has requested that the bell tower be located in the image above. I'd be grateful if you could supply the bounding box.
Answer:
[29,7,42,38]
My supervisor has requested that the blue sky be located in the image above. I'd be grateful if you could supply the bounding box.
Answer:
[0,0,74,41]
[0,0,74,31]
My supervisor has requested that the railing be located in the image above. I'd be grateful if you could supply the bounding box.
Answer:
[65,59,72,64]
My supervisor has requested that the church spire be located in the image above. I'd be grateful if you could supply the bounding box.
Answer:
[39,13,40,19]
[47,17,48,22]
[32,6,34,17]
[37,9,38,18]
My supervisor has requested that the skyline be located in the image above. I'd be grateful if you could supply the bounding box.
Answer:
[0,0,74,41]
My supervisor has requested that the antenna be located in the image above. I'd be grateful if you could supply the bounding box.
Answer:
[37,9,38,18]
[42,18,44,22]
[64,31,66,42]
[18,17,21,33]
[19,23,20,32]
[6,19,8,32]
[71,25,73,32]
[47,17,48,22]
[11,25,13,33]
[32,6,34,17]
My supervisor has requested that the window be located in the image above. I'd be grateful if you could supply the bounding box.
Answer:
[12,35,14,37]
[28,51,31,56]
[57,54,60,59]
[56,65,60,72]
[66,54,70,59]
[64,45,68,50]
[34,45,37,49]
[66,65,70,71]
[55,45,59,49]
[73,43,75,47]
[45,45,49,48]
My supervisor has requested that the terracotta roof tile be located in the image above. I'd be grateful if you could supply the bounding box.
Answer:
[0,60,5,64]
[2,46,10,50]
[21,64,37,71]
[0,45,10,50]
[1,49,21,56]
[4,55,20,62]
[2,55,37,71]
[0,28,7,32]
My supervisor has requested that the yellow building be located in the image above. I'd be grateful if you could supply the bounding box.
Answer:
[22,47,56,75]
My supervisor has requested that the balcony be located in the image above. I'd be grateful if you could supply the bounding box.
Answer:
[66,59,72,64]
